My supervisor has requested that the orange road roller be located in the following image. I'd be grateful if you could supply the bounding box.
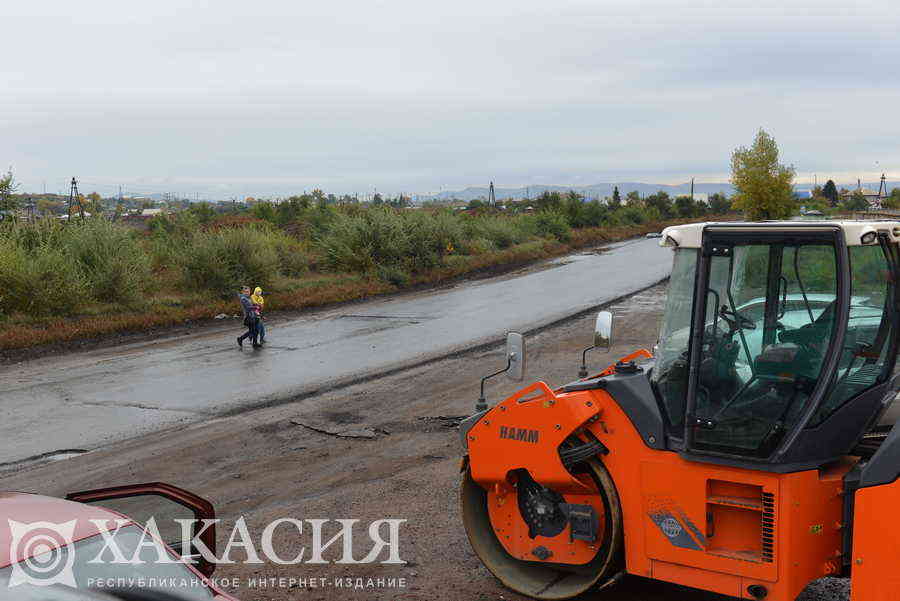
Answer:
[461,221,900,601]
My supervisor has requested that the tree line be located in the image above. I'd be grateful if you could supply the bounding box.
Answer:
[2,128,896,224]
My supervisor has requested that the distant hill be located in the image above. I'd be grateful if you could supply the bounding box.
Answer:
[426,182,734,202]
[423,180,900,202]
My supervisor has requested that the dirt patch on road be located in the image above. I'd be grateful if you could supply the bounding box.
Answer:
[2,284,741,601]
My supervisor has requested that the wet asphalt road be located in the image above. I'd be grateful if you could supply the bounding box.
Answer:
[0,237,672,467]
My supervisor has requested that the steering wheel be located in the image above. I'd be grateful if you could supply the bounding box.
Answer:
[719,306,756,330]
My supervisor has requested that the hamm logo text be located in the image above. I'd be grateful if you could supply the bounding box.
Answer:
[499,426,539,444]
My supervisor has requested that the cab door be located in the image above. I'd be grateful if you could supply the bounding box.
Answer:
[686,231,841,460]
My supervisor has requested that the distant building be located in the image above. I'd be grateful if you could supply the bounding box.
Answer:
[140,208,164,217]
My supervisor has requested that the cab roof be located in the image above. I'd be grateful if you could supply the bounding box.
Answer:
[0,493,132,568]
[660,220,900,249]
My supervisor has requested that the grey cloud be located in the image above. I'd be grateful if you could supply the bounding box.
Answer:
[3,0,899,196]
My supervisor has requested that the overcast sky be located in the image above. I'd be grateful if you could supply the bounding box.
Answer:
[3,0,898,198]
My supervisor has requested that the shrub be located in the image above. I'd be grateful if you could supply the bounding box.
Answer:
[581,200,607,227]
[2,217,64,251]
[182,227,280,296]
[466,216,527,249]
[0,240,90,316]
[617,206,647,225]
[316,208,407,273]
[58,219,152,305]
[522,211,572,242]
[403,210,465,270]
[269,230,315,276]
[376,264,411,287]
[251,202,278,223]
[457,237,494,255]
[205,215,268,230]
[187,202,217,223]
[642,205,663,222]
[148,237,180,271]
[148,212,199,240]
[304,204,340,237]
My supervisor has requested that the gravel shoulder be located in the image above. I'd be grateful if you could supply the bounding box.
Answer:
[1,284,842,601]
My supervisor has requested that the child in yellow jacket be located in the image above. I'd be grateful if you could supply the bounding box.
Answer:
[251,286,266,344]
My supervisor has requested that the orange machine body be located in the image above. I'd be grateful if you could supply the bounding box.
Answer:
[849,479,900,601]
[467,360,854,601]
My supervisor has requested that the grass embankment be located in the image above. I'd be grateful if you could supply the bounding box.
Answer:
[0,206,712,352]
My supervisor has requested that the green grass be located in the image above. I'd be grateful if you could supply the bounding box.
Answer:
[0,205,722,351]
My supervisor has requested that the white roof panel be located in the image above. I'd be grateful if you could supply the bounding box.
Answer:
[659,221,900,248]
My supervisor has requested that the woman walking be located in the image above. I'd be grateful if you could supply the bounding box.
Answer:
[236,285,260,348]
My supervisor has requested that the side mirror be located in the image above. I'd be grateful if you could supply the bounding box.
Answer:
[594,311,613,350]
[506,332,525,381]
[579,311,613,378]
[476,331,526,412]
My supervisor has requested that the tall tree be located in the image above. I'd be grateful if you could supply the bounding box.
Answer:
[85,191,104,215]
[730,129,796,220]
[0,168,18,211]
[562,190,585,227]
[675,195,698,218]
[644,191,672,218]
[843,190,869,211]
[252,201,277,222]
[311,188,327,207]
[38,197,65,215]
[885,188,900,210]
[625,190,641,205]
[535,191,563,212]
[708,192,731,214]
[822,179,839,206]
[189,201,217,223]
[612,186,621,206]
